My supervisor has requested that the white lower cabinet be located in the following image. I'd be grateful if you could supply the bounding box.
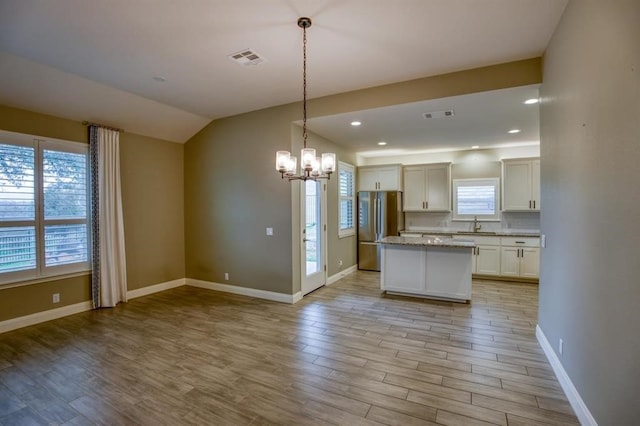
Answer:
[381,244,472,301]
[453,235,501,276]
[452,235,539,280]
[381,245,425,293]
[475,245,501,275]
[500,237,540,279]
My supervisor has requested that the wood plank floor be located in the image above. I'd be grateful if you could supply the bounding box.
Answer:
[0,271,578,425]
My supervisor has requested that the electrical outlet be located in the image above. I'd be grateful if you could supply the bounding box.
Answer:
[559,338,564,355]
[266,227,273,236]
[541,234,546,248]
[338,260,343,267]
[52,293,60,303]
[224,272,229,281]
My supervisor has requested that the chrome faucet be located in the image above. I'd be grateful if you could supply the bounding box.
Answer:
[473,216,482,233]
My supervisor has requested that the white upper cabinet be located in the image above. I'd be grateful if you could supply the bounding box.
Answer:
[403,163,451,211]
[502,158,540,211]
[357,165,402,191]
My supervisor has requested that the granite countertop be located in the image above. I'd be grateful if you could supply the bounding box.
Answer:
[400,228,540,238]
[378,236,476,249]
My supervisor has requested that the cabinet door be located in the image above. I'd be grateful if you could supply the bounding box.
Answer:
[403,167,426,211]
[520,248,540,278]
[476,245,501,275]
[503,161,532,211]
[531,160,540,211]
[358,169,379,191]
[425,165,450,211]
[377,166,401,191]
[500,247,520,277]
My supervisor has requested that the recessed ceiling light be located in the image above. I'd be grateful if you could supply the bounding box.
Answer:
[508,129,521,134]
[152,76,166,82]
[471,145,480,149]
[350,121,362,126]
[378,141,387,146]
[524,98,539,104]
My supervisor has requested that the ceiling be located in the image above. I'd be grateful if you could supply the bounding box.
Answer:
[0,0,567,146]
[305,84,541,157]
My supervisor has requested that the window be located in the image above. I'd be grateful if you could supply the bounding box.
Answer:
[453,178,500,221]
[0,131,90,284]
[338,161,355,237]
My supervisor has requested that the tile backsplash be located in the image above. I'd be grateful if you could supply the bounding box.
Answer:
[404,211,540,233]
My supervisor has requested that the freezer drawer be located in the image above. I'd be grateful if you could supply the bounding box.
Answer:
[359,242,381,271]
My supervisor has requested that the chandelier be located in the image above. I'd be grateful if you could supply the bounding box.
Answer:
[276,17,336,181]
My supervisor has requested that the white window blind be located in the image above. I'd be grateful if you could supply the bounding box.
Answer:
[0,143,36,275]
[453,178,501,221]
[0,132,90,284]
[338,161,355,237]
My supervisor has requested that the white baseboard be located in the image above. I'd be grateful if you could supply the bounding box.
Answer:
[0,301,93,334]
[327,264,357,285]
[127,278,186,300]
[186,278,299,304]
[536,325,597,426]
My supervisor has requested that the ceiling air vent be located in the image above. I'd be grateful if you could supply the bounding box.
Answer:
[228,49,267,66]
[423,109,455,119]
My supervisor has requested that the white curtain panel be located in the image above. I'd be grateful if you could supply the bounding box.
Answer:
[97,127,127,307]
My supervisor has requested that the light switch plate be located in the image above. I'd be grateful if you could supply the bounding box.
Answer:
[266,227,273,236]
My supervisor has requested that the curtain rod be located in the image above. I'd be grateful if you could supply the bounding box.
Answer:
[82,121,124,133]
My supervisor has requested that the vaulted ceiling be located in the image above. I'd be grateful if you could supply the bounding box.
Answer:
[0,0,567,146]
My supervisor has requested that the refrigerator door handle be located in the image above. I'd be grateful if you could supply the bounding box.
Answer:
[372,194,378,240]
[378,195,384,239]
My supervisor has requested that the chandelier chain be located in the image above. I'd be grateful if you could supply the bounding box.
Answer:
[302,23,308,148]
[275,17,335,182]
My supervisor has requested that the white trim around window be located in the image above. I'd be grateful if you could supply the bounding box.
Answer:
[338,161,355,238]
[452,178,501,221]
[0,129,91,286]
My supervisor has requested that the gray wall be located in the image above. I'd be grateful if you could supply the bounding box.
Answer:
[184,59,543,296]
[0,105,185,321]
[539,0,640,423]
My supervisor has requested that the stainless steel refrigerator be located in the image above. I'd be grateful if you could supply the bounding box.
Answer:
[358,191,404,271]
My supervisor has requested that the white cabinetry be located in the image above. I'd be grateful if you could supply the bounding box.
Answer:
[473,237,500,275]
[500,237,540,279]
[403,163,451,211]
[358,165,402,191]
[381,244,472,302]
[381,245,425,293]
[502,158,540,211]
[453,235,501,276]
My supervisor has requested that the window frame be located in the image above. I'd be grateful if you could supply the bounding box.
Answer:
[0,130,91,286]
[338,161,356,238]
[452,177,501,222]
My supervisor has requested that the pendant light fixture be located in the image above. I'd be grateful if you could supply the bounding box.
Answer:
[276,17,336,181]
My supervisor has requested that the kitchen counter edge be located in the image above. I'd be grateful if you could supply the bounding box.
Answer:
[400,230,540,238]
[378,236,475,249]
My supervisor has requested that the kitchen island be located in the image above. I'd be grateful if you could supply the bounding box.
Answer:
[379,236,475,302]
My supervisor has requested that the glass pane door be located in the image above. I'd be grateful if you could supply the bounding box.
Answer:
[305,180,321,275]
[301,179,325,295]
